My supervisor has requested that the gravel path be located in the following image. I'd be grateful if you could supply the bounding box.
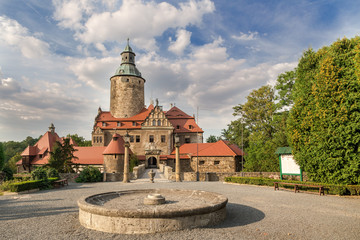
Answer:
[1,181,359,240]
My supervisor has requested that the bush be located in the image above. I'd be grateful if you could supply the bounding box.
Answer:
[31,167,47,180]
[8,180,43,192]
[2,166,13,181]
[224,177,360,196]
[75,166,102,183]
[46,168,60,178]
[130,154,139,172]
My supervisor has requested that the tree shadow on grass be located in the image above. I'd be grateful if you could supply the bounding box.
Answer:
[210,202,265,229]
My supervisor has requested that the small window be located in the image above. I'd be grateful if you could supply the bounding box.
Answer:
[39,154,42,159]
[152,119,156,126]
[117,122,121,127]
[96,136,99,143]
[93,137,96,143]
[199,161,205,165]
[214,161,220,165]
[176,125,180,129]
[136,135,140,142]
[130,135,134,143]
[185,137,190,143]
[158,120,161,126]
[161,135,166,143]
[149,135,154,142]
[189,125,193,129]
[102,122,106,127]
[126,78,129,82]
[100,137,102,143]
[132,121,136,126]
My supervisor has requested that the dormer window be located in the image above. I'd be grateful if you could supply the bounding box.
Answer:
[189,125,193,129]
[117,122,121,127]
[132,121,136,126]
[176,125,180,129]
[102,122,106,127]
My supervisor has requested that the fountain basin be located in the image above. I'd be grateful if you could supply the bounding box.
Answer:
[78,189,228,234]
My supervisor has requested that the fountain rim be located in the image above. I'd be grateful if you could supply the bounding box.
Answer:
[77,189,228,218]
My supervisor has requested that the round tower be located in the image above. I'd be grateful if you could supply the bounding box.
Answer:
[110,39,145,118]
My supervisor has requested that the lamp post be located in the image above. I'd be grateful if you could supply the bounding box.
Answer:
[123,132,130,183]
[175,133,181,182]
[196,133,200,181]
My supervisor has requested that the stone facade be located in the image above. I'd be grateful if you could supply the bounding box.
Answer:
[103,154,124,173]
[110,75,145,118]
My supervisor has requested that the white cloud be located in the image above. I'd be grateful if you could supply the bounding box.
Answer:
[232,31,259,41]
[52,0,215,50]
[67,56,118,90]
[168,29,192,55]
[0,16,50,58]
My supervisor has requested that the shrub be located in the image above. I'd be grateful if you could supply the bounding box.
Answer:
[76,166,102,183]
[130,154,139,172]
[224,177,360,196]
[31,167,48,180]
[46,168,60,178]
[2,166,14,181]
[8,180,43,192]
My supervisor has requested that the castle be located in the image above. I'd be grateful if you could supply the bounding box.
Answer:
[18,41,244,179]
[91,40,203,168]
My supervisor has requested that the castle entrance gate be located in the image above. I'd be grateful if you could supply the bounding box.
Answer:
[147,157,157,168]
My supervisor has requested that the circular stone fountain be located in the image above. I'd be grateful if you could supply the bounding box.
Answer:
[78,189,228,234]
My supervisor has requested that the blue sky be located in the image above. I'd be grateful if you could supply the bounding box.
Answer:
[0,0,359,142]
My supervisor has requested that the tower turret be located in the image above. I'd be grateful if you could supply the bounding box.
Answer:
[110,39,145,118]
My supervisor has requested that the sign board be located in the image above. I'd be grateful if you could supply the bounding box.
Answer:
[280,154,301,175]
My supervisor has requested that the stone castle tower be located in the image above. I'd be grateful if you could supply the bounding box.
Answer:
[110,39,145,118]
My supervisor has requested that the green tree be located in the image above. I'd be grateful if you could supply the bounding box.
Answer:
[288,37,360,184]
[2,135,41,163]
[130,154,139,172]
[48,138,78,173]
[66,134,91,146]
[206,135,221,143]
[5,153,21,173]
[0,142,4,170]
[275,70,296,109]
[230,85,280,171]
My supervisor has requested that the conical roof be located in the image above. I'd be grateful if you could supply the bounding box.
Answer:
[103,133,133,155]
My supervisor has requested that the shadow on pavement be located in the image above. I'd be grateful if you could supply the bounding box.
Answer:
[211,202,265,228]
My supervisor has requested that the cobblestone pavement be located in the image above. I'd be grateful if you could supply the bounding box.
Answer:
[1,181,360,240]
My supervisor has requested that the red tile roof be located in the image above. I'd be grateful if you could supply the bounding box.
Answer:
[94,105,203,133]
[19,131,62,165]
[103,134,133,155]
[95,105,154,130]
[72,146,106,165]
[165,106,192,118]
[170,140,244,157]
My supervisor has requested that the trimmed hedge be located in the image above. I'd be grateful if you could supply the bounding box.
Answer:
[224,177,360,196]
[8,177,59,192]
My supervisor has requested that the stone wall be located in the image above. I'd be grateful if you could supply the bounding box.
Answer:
[132,164,145,179]
[157,164,306,182]
[190,156,237,173]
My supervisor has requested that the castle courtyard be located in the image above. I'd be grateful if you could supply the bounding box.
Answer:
[1,180,359,240]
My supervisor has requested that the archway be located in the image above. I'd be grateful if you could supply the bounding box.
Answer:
[147,157,157,168]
